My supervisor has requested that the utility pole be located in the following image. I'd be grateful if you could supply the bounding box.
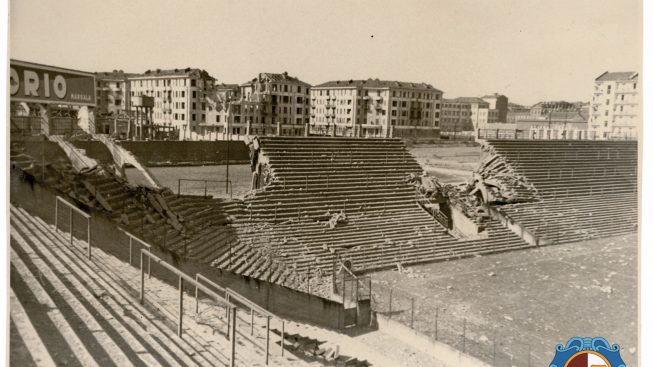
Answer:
[225,102,231,193]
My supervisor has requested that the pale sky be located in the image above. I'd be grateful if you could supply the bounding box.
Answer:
[9,0,642,106]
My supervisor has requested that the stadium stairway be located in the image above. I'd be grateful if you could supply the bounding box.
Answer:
[9,203,404,366]
[482,140,638,244]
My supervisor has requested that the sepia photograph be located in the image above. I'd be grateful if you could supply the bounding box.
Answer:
[3,0,648,366]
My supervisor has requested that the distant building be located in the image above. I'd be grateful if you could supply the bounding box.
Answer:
[481,93,508,123]
[514,100,588,135]
[203,72,311,137]
[128,68,216,133]
[95,71,132,117]
[441,97,489,132]
[310,79,442,137]
[589,71,639,138]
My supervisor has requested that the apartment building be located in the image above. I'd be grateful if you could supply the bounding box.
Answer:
[589,71,639,138]
[128,68,216,132]
[203,72,311,136]
[441,97,489,132]
[310,79,442,136]
[481,93,508,123]
[95,71,131,116]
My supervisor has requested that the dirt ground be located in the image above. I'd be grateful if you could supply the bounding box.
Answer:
[370,233,638,366]
[409,144,481,183]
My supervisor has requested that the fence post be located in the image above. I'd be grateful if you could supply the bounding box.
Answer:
[281,320,285,356]
[178,276,184,338]
[434,307,438,340]
[250,309,254,336]
[229,307,237,367]
[87,218,91,260]
[462,318,466,352]
[195,276,199,314]
[410,298,414,329]
[388,288,393,319]
[140,251,145,305]
[69,207,73,245]
[177,179,181,197]
[265,315,271,365]
[492,330,496,366]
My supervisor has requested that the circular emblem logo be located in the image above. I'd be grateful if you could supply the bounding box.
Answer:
[564,350,611,367]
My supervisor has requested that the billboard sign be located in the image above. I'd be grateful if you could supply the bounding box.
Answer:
[9,59,96,106]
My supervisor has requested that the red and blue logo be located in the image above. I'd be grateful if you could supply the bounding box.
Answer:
[549,337,625,367]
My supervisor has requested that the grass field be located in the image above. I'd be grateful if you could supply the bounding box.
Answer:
[370,233,638,366]
[126,164,253,199]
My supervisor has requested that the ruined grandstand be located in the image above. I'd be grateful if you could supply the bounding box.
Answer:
[9,70,638,365]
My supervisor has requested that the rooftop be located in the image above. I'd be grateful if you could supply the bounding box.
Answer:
[314,78,441,92]
[595,71,638,82]
[253,72,311,86]
[130,67,215,80]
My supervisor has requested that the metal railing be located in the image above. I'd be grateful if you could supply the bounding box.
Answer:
[414,188,450,229]
[139,249,239,367]
[177,178,233,200]
[196,273,285,364]
[119,229,151,276]
[54,196,92,260]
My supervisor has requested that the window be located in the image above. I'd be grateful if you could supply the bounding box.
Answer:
[621,95,625,101]
[296,107,302,114]
[392,101,397,107]
[401,101,407,108]
[181,114,185,121]
[216,116,220,123]
[391,110,397,116]
[604,122,608,127]
[605,110,608,116]
[191,79,196,87]
[283,96,289,103]
[607,85,611,94]
[634,83,637,89]
[606,99,609,105]
[283,85,288,92]
[182,102,186,109]
[192,114,196,121]
[192,91,196,98]
[115,99,121,106]
[297,97,303,103]
[297,86,302,93]
[192,102,196,110]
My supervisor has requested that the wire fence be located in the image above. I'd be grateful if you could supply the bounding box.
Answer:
[372,285,546,367]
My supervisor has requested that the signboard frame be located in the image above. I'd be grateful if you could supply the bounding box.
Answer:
[9,59,97,107]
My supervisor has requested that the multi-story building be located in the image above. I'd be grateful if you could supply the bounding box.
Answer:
[589,71,639,138]
[481,93,508,123]
[128,68,216,133]
[441,97,489,132]
[204,72,311,136]
[95,71,131,116]
[310,79,442,137]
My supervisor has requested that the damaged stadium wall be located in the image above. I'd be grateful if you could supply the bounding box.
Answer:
[119,141,250,166]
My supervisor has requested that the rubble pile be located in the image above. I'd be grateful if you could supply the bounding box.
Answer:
[473,144,540,204]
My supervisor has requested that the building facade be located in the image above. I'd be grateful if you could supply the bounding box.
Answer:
[203,72,311,137]
[481,93,508,123]
[589,71,639,138]
[95,71,131,117]
[310,79,442,137]
[441,97,489,132]
[128,68,216,132]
